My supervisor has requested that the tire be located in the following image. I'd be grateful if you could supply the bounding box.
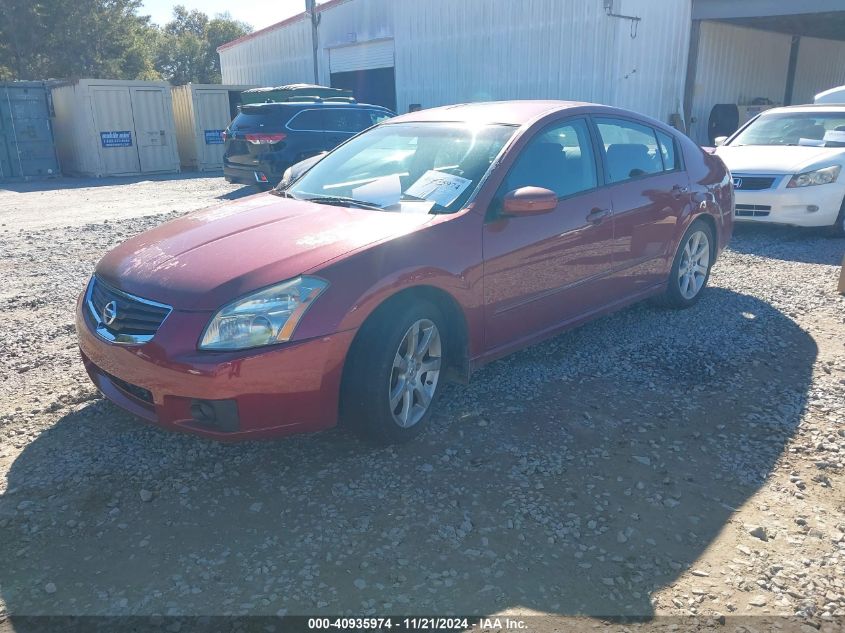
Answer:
[655,219,715,309]
[828,197,845,238]
[341,300,446,444]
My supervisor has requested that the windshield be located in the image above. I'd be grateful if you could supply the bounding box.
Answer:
[287,122,517,213]
[731,111,845,147]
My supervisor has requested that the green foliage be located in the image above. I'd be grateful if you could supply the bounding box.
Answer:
[156,6,251,84]
[0,2,251,84]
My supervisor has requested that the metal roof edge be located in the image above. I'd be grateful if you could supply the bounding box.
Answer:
[217,0,353,53]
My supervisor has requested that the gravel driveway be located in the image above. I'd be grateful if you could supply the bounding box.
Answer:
[0,175,843,626]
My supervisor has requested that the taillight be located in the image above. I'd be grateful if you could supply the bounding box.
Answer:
[245,133,287,145]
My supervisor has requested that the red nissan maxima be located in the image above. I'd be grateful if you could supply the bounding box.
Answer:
[77,101,733,443]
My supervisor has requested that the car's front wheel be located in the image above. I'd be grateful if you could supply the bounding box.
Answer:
[342,300,445,443]
[829,197,845,238]
[656,219,715,309]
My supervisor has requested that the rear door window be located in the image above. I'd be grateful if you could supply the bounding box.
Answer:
[594,118,663,183]
[323,109,378,133]
[287,109,327,131]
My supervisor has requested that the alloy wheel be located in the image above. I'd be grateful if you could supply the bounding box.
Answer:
[678,230,710,300]
[389,318,442,428]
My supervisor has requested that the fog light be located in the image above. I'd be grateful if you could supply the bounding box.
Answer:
[807,205,819,213]
[189,399,240,432]
[190,400,216,423]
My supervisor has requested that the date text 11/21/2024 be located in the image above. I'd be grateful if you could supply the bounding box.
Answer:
[306,617,529,630]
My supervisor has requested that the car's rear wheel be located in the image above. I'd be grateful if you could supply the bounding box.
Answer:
[342,301,445,444]
[656,219,714,309]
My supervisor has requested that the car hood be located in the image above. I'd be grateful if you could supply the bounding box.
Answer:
[96,193,435,310]
[715,145,845,174]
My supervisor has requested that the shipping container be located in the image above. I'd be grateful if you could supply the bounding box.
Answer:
[50,79,180,177]
[171,83,255,171]
[0,81,60,181]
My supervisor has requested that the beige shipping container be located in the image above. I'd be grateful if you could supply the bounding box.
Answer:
[50,79,180,177]
[171,83,255,171]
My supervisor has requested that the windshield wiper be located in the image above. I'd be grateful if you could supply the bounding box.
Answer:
[303,195,385,211]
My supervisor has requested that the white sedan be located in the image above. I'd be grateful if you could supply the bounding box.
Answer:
[715,105,845,236]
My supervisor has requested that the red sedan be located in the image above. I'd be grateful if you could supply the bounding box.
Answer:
[77,101,733,443]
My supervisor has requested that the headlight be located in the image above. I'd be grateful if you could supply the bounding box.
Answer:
[199,276,328,350]
[786,165,841,188]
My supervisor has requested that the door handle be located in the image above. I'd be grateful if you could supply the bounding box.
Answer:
[586,208,611,224]
[672,184,690,198]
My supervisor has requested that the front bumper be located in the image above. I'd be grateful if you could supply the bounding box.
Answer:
[76,293,355,441]
[733,175,845,227]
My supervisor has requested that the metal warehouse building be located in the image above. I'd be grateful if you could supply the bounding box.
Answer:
[218,0,845,145]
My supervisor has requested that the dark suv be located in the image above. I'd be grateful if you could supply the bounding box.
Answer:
[223,100,394,188]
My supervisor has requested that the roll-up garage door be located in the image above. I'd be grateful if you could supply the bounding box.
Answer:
[329,40,395,73]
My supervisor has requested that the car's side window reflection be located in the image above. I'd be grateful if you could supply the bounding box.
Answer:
[500,118,598,199]
[595,117,663,183]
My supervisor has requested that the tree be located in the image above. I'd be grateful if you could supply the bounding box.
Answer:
[155,6,251,85]
[0,0,158,80]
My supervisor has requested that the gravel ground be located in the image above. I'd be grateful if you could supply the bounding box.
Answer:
[0,175,843,627]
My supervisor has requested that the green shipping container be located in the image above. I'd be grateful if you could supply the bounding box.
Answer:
[0,81,60,180]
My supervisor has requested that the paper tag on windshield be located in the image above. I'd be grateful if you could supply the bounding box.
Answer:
[824,130,845,144]
[798,137,825,147]
[406,170,472,208]
[351,174,402,207]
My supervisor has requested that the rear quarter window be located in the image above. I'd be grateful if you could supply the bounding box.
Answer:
[656,130,682,172]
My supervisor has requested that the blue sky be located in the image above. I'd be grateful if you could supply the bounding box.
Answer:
[139,0,318,30]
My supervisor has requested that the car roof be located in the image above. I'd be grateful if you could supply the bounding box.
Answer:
[758,104,845,115]
[390,100,594,126]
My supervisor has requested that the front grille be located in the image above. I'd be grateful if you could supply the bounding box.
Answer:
[736,204,771,217]
[733,176,775,191]
[87,277,171,344]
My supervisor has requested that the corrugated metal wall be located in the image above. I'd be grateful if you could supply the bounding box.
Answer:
[220,0,692,124]
[219,0,845,143]
[392,0,691,121]
[690,21,791,144]
[219,18,313,86]
[792,36,845,104]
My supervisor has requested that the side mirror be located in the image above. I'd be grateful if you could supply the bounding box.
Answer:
[714,136,728,147]
[275,152,327,190]
[502,187,558,216]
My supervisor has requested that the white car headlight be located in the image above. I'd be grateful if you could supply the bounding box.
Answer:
[199,276,328,351]
[786,165,841,188]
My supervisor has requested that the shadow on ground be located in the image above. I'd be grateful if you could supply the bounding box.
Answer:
[0,172,240,194]
[0,288,815,618]
[729,223,844,265]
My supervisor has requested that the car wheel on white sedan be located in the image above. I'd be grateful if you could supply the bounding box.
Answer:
[342,300,445,444]
[830,198,845,238]
[657,219,715,309]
